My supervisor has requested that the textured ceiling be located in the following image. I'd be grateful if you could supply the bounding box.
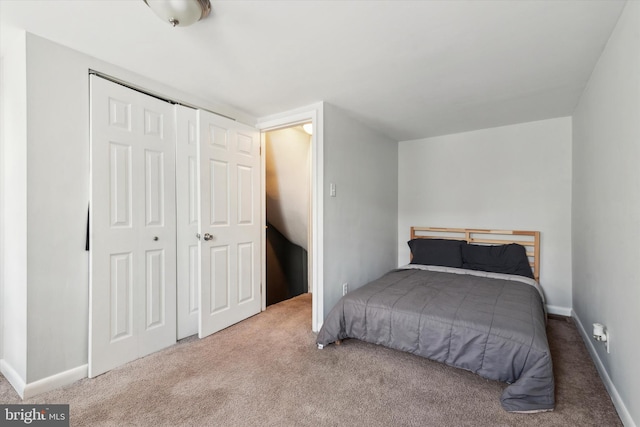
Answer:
[0,0,627,141]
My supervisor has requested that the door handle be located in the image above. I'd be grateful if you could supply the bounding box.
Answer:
[203,233,214,241]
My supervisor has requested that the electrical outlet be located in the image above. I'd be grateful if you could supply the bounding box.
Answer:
[342,282,348,296]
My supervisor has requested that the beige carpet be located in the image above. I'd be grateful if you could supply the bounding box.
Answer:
[0,294,622,426]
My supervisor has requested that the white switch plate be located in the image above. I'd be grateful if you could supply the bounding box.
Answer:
[342,282,348,296]
[330,183,336,197]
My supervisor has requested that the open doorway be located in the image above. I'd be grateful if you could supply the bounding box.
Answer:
[257,103,323,332]
[264,124,312,306]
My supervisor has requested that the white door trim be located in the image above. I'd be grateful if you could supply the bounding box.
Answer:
[256,103,324,333]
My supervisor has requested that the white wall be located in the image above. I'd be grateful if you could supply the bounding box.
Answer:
[398,117,572,312]
[572,2,639,425]
[0,54,2,364]
[0,31,28,386]
[322,104,398,317]
[0,32,256,390]
[25,31,92,384]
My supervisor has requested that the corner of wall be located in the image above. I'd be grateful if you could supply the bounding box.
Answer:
[570,2,640,426]
[0,27,28,390]
[0,359,26,399]
[0,44,5,364]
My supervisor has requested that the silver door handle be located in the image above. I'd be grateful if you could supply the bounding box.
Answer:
[203,233,213,241]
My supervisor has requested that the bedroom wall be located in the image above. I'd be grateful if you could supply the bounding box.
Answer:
[0,55,3,369]
[322,104,398,318]
[0,31,28,386]
[0,32,256,391]
[572,1,639,425]
[397,117,573,313]
[24,31,92,386]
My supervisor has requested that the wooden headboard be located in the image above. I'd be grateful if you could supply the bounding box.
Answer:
[410,227,541,281]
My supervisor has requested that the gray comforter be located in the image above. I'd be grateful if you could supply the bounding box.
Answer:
[316,266,554,412]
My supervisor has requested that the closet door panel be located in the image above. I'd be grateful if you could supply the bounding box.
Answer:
[198,110,262,338]
[176,105,200,339]
[90,76,176,377]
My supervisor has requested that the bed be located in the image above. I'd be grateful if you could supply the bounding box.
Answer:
[316,227,554,413]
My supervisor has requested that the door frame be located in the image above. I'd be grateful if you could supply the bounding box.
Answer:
[256,103,324,333]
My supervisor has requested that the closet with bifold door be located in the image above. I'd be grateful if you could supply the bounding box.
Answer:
[89,75,261,377]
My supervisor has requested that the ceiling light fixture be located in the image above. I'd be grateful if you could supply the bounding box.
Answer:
[144,0,211,27]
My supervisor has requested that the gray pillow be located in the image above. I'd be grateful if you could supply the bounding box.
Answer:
[408,239,467,268]
[461,243,534,279]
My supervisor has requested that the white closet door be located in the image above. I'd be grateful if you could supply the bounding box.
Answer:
[89,76,177,377]
[176,105,199,339]
[198,110,261,338]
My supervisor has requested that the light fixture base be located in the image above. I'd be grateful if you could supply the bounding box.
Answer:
[143,0,211,27]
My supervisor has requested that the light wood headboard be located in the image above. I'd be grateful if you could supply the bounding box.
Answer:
[410,227,540,281]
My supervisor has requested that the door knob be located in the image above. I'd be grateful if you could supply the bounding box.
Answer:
[203,233,213,241]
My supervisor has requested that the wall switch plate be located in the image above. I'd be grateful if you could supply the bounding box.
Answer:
[330,183,336,197]
[342,282,348,296]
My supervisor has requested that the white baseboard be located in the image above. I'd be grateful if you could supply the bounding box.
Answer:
[572,311,636,427]
[23,365,88,400]
[546,304,572,316]
[0,359,26,398]
[0,360,87,400]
